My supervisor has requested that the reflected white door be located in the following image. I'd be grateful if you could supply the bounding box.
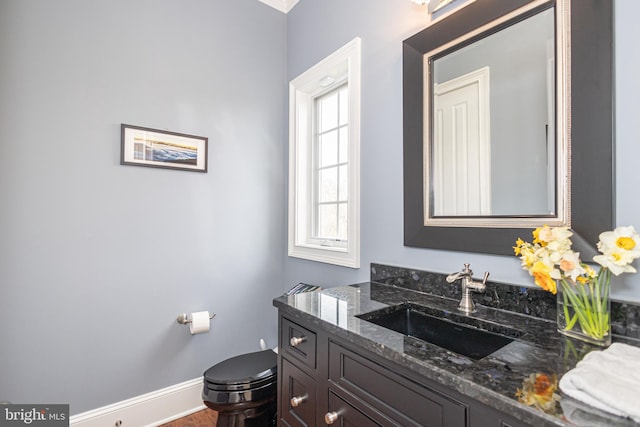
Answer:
[432,67,491,216]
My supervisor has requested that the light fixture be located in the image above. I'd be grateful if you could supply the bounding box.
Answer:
[429,0,454,13]
[410,0,458,12]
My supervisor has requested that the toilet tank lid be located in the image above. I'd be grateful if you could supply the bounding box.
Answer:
[204,350,277,385]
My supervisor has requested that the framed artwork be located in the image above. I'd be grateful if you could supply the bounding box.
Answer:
[120,124,208,172]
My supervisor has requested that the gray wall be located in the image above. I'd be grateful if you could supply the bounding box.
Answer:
[284,0,640,303]
[0,0,286,414]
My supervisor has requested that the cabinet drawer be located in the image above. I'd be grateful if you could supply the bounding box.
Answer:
[329,341,467,427]
[281,357,317,427]
[326,391,387,427]
[281,318,317,369]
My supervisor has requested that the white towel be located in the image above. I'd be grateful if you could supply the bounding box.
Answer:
[561,397,639,427]
[559,342,640,422]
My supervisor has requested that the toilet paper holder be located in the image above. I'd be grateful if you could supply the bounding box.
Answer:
[176,312,216,325]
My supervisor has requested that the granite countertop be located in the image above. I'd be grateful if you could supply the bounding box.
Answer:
[273,280,640,427]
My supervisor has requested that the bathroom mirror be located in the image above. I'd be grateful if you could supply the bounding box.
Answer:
[403,0,613,256]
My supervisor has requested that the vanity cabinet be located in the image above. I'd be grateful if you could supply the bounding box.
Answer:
[278,313,532,427]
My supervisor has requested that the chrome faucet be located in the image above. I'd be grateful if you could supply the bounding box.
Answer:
[446,263,490,314]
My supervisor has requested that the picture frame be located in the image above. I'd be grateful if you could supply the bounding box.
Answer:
[120,124,208,173]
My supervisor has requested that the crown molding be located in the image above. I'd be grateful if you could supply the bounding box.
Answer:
[258,0,299,14]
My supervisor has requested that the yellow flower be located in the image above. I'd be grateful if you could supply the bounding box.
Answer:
[532,227,543,245]
[584,265,597,278]
[531,261,557,294]
[513,238,525,255]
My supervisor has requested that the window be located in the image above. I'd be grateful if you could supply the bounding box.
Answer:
[288,38,361,268]
[314,85,348,245]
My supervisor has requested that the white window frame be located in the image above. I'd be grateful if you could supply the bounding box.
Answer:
[288,37,361,268]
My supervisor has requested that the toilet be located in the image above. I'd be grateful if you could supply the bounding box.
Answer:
[202,349,278,427]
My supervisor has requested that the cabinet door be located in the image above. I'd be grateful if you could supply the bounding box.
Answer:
[326,392,387,427]
[281,357,317,427]
[329,342,467,426]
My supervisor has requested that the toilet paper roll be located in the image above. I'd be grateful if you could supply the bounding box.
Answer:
[189,311,210,335]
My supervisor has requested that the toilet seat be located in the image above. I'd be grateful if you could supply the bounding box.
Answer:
[203,350,277,405]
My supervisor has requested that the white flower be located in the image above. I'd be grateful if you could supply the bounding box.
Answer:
[593,226,640,275]
[593,253,637,275]
[558,251,586,282]
[536,226,572,244]
[551,227,574,241]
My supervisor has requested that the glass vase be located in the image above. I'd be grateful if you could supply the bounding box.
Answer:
[556,273,611,347]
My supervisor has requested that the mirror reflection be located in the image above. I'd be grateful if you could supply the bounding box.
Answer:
[426,6,564,220]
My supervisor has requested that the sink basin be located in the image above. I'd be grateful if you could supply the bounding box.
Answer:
[357,303,522,360]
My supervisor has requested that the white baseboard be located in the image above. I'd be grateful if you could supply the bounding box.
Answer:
[69,378,206,427]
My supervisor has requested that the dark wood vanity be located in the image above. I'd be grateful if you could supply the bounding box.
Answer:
[277,311,529,426]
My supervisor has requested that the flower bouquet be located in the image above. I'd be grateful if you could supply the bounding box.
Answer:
[514,225,640,346]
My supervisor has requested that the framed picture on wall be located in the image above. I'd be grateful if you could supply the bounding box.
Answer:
[120,124,208,173]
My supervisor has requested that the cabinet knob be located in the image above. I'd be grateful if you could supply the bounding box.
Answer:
[290,335,306,347]
[290,395,307,407]
[324,411,339,425]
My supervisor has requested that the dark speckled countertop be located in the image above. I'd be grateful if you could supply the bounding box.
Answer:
[273,264,640,427]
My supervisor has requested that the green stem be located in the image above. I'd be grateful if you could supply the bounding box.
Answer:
[581,280,599,336]
[599,268,611,335]
[595,274,602,334]
[562,280,598,338]
[559,270,610,341]
[562,285,578,330]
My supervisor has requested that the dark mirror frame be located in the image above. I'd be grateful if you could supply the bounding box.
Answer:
[403,0,613,257]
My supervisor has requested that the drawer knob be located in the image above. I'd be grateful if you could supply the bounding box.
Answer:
[324,411,339,425]
[290,336,306,347]
[290,395,307,407]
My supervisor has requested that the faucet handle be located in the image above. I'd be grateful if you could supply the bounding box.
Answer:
[446,263,474,283]
[481,271,490,284]
[446,272,460,283]
[470,271,490,290]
